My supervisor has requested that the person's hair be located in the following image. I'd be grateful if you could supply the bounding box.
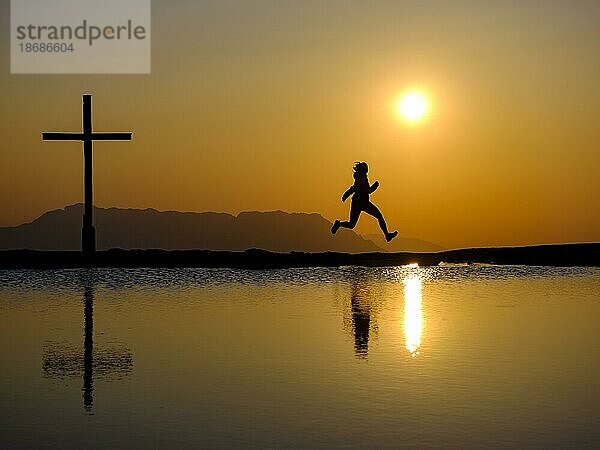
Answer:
[353,161,368,174]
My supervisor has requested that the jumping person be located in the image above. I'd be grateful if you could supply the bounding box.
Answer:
[331,162,398,242]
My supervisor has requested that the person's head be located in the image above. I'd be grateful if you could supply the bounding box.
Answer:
[353,161,368,175]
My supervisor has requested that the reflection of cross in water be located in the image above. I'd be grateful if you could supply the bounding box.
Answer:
[83,286,94,410]
[42,94,132,253]
[42,284,133,413]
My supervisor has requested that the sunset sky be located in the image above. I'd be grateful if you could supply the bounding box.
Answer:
[1,0,599,249]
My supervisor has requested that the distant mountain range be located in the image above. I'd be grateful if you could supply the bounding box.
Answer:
[364,234,445,253]
[0,204,444,253]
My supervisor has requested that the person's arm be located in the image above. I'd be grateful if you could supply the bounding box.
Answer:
[342,185,355,202]
[369,180,379,194]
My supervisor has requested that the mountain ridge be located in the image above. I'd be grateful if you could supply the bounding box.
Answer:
[364,233,445,253]
[0,204,446,253]
[0,204,381,253]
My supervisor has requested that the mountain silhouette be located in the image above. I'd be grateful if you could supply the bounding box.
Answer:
[0,204,383,253]
[364,233,445,253]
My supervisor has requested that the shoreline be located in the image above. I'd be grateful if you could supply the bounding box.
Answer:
[0,243,598,269]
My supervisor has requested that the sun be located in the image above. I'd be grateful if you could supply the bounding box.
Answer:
[396,91,428,123]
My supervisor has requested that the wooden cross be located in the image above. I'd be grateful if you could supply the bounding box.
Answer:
[42,94,132,253]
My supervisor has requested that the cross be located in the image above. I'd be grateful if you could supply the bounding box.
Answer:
[42,94,132,253]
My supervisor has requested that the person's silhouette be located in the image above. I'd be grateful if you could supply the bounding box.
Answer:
[331,162,398,242]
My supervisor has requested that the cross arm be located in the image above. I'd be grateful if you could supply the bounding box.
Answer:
[42,132,85,141]
[91,133,132,141]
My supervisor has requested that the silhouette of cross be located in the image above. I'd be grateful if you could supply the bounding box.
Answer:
[42,94,132,253]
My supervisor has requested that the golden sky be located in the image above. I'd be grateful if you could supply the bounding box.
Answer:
[1,0,599,248]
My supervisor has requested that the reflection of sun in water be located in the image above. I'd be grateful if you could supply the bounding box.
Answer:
[404,274,423,357]
[396,91,429,123]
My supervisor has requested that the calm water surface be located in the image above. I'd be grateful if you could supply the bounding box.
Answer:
[1,265,599,449]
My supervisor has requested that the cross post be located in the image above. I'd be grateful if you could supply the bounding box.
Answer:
[42,94,132,253]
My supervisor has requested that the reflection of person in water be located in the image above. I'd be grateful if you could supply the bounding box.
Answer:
[332,162,398,242]
[351,281,371,358]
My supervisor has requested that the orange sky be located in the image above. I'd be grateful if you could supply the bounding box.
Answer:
[1,0,599,249]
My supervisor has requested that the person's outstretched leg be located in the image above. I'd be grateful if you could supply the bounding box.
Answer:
[363,201,398,242]
[332,201,361,234]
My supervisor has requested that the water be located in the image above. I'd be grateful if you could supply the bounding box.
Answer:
[1,265,599,449]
